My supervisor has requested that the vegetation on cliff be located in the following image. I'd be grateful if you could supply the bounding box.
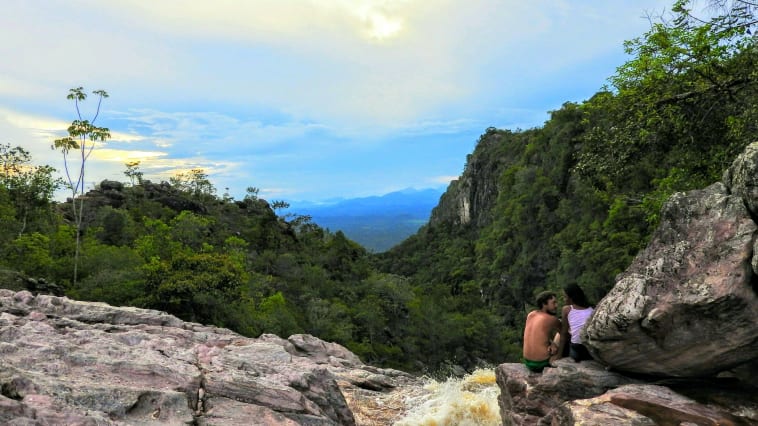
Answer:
[1,0,756,372]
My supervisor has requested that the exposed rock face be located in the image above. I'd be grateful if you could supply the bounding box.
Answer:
[0,290,420,425]
[496,360,758,425]
[430,129,506,228]
[583,142,758,377]
[723,142,758,217]
[546,383,758,426]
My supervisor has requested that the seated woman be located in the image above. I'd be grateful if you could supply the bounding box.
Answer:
[557,284,594,362]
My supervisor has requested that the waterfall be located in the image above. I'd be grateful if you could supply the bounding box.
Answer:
[394,368,501,426]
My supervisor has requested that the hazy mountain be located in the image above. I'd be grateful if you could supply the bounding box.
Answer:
[282,188,444,252]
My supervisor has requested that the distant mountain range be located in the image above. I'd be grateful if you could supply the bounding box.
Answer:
[281,188,445,252]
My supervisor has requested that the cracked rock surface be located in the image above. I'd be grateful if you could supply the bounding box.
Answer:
[0,290,418,425]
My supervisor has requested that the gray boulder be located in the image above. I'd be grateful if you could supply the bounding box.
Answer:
[584,179,758,376]
[723,141,758,217]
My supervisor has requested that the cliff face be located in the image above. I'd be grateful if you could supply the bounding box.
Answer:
[429,128,509,228]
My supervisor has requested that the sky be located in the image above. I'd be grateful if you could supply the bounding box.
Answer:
[1,0,673,203]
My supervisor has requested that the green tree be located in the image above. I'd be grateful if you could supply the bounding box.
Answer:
[142,250,246,323]
[93,206,138,246]
[169,211,214,251]
[577,1,757,198]
[256,292,303,337]
[124,161,143,186]
[3,232,54,277]
[52,87,111,285]
[0,144,61,236]
[170,168,215,198]
[0,187,17,249]
[68,242,145,306]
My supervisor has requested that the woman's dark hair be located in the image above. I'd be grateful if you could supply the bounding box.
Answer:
[564,283,590,308]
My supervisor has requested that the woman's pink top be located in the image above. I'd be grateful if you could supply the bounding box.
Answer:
[568,306,594,344]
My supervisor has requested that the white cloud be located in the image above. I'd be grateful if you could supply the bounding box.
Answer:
[429,175,458,185]
[3,0,672,129]
[0,0,674,201]
[0,75,56,99]
[111,108,331,155]
[90,149,166,163]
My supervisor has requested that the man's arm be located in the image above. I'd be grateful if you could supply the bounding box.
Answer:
[554,306,570,360]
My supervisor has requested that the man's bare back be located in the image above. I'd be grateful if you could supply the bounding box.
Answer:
[523,294,560,363]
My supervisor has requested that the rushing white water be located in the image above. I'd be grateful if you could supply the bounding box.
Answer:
[394,368,502,426]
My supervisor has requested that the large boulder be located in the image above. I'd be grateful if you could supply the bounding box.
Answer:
[723,141,758,217]
[584,178,758,376]
[0,290,420,425]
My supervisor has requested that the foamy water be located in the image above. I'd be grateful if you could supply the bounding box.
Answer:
[394,368,502,426]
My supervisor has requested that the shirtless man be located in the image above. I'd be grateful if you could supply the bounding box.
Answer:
[522,291,561,372]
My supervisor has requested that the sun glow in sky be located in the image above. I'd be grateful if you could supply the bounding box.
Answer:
[363,11,403,40]
[1,0,672,202]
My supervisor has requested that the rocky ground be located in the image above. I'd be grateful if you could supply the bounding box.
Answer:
[0,289,424,425]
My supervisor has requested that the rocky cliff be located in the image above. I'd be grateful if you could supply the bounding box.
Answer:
[430,128,509,228]
[0,290,422,425]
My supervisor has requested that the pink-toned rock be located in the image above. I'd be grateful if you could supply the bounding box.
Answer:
[546,384,757,426]
[497,361,758,425]
[495,359,641,425]
[0,289,420,425]
[584,181,758,377]
[583,143,758,378]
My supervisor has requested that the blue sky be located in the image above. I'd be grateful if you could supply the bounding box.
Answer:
[1,0,673,202]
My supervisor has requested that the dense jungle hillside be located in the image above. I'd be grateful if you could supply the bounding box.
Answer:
[1,0,757,374]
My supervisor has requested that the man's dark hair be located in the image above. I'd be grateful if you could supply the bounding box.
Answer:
[535,291,556,309]
[564,283,590,308]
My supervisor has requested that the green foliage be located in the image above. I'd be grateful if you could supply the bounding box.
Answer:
[169,211,214,251]
[255,292,303,337]
[306,298,354,343]
[93,206,138,246]
[2,233,54,277]
[68,243,145,306]
[0,144,61,236]
[0,187,18,247]
[2,4,757,375]
[169,168,216,199]
[123,161,143,186]
[579,2,757,192]
[142,250,246,323]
